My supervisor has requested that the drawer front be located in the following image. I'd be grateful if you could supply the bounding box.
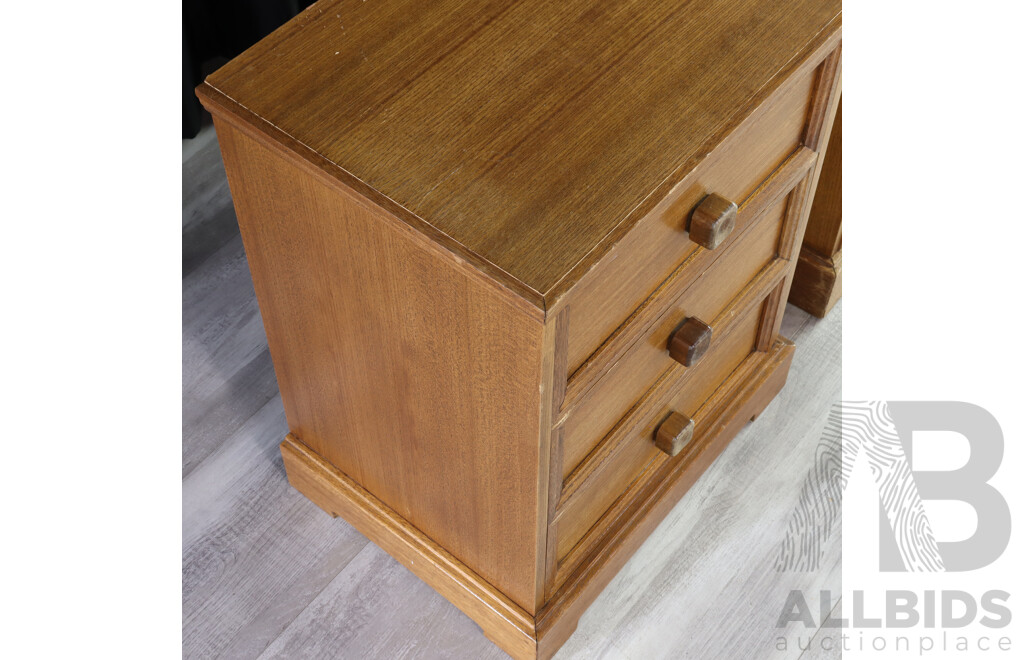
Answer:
[562,61,818,376]
[558,194,788,479]
[553,285,774,564]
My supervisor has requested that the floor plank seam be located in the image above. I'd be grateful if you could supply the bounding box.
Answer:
[254,542,378,659]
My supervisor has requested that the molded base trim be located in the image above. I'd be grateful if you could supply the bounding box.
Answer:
[281,337,796,660]
[280,437,539,659]
[789,246,842,318]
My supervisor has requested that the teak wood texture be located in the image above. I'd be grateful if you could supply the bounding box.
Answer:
[790,97,843,317]
[198,1,842,658]
[199,0,842,311]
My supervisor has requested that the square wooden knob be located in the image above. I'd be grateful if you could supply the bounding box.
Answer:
[668,317,712,367]
[689,193,737,249]
[655,412,695,457]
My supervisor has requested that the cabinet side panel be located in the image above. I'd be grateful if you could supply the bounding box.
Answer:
[214,119,545,612]
[802,97,842,257]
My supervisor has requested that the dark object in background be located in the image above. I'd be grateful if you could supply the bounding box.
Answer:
[184,0,315,138]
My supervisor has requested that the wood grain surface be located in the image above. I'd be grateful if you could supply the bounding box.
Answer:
[281,436,539,658]
[554,297,766,565]
[557,217,789,481]
[790,247,843,319]
[183,123,841,659]
[562,138,819,376]
[802,99,843,258]
[188,1,844,653]
[199,0,841,308]
[790,98,842,317]
[539,336,798,657]
[216,117,547,612]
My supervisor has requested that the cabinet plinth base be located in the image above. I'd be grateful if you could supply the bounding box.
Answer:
[789,246,842,318]
[281,337,796,660]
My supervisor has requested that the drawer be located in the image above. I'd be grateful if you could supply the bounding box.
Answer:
[553,284,775,564]
[562,61,819,376]
[558,192,790,479]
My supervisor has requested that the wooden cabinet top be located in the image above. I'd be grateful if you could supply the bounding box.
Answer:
[199,0,841,310]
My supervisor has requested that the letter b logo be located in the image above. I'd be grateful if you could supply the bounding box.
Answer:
[883,402,1010,571]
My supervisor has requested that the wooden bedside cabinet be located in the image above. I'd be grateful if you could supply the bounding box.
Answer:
[196,1,841,658]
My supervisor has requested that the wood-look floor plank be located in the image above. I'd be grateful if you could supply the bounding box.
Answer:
[183,125,243,276]
[798,599,843,660]
[182,233,279,478]
[182,395,371,659]
[257,543,509,660]
[183,167,371,658]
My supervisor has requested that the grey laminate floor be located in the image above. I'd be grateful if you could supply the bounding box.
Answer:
[183,123,842,660]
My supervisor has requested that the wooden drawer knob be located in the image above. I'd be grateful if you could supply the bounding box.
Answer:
[689,193,737,249]
[655,412,695,457]
[668,317,712,367]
